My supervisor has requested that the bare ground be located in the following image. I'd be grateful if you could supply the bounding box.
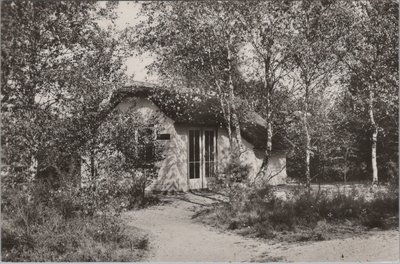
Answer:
[122,192,399,262]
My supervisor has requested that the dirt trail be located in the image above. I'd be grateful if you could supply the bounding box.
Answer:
[122,192,399,262]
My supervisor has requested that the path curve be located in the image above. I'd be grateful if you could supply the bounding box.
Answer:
[122,193,399,262]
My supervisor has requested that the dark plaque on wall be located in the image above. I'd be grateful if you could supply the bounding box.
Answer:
[157,133,171,140]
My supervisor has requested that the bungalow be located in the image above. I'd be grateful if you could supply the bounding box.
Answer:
[81,82,287,192]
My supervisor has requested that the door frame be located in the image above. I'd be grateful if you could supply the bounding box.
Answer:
[187,127,217,190]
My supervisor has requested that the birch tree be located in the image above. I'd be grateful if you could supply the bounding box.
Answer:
[341,0,398,184]
[234,1,295,164]
[288,0,351,190]
[1,1,129,186]
[133,2,246,152]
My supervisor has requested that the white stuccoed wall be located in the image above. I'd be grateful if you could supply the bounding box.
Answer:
[81,97,287,191]
[117,97,190,191]
[264,151,287,185]
[216,129,287,185]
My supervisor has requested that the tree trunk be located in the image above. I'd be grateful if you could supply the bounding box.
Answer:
[29,155,38,183]
[230,107,242,151]
[304,117,311,192]
[142,169,146,204]
[219,94,232,145]
[263,57,273,159]
[369,90,378,184]
[226,99,233,145]
[254,55,273,182]
[344,147,349,195]
[90,150,96,182]
[304,83,311,193]
[210,57,232,146]
[226,37,242,153]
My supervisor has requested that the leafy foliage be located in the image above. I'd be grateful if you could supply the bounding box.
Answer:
[83,106,165,208]
[1,1,129,185]
[133,0,398,184]
[0,2,152,261]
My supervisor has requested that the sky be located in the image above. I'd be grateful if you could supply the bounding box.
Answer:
[109,1,339,104]
[112,2,156,83]
[109,2,262,85]
[108,2,269,85]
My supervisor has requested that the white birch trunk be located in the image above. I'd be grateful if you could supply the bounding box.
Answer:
[304,112,311,191]
[29,155,38,183]
[304,83,311,192]
[369,90,378,183]
[226,36,242,153]
[264,59,273,160]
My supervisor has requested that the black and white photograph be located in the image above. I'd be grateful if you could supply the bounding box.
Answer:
[1,0,399,262]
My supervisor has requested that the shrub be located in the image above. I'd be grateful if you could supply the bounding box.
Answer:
[268,201,295,230]
[2,213,148,261]
[1,185,148,262]
[211,153,251,192]
[382,160,399,184]
[195,183,399,241]
[223,159,251,184]
[253,220,276,239]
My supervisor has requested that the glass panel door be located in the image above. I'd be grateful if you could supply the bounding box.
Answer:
[188,128,216,190]
[189,129,201,179]
[204,130,215,178]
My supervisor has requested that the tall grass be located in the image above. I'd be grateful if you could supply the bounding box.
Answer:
[1,184,148,262]
[195,184,399,241]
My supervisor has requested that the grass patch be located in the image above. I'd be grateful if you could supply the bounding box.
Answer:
[194,184,399,242]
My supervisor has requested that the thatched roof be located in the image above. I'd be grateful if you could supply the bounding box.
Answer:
[111,81,285,151]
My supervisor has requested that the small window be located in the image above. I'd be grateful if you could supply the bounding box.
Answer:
[138,127,155,143]
[136,128,154,160]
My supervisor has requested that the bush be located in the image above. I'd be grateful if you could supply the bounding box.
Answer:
[195,183,399,241]
[359,189,399,229]
[223,159,251,184]
[268,201,295,230]
[2,214,148,261]
[1,185,148,262]
[211,153,251,191]
[253,220,276,239]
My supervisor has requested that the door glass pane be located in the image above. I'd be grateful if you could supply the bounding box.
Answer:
[194,130,200,162]
[209,131,214,161]
[194,163,200,179]
[189,130,194,162]
[189,130,200,179]
[189,162,194,179]
[204,130,214,178]
[205,131,209,162]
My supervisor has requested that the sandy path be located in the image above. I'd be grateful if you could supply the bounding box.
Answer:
[267,230,399,262]
[122,192,399,262]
